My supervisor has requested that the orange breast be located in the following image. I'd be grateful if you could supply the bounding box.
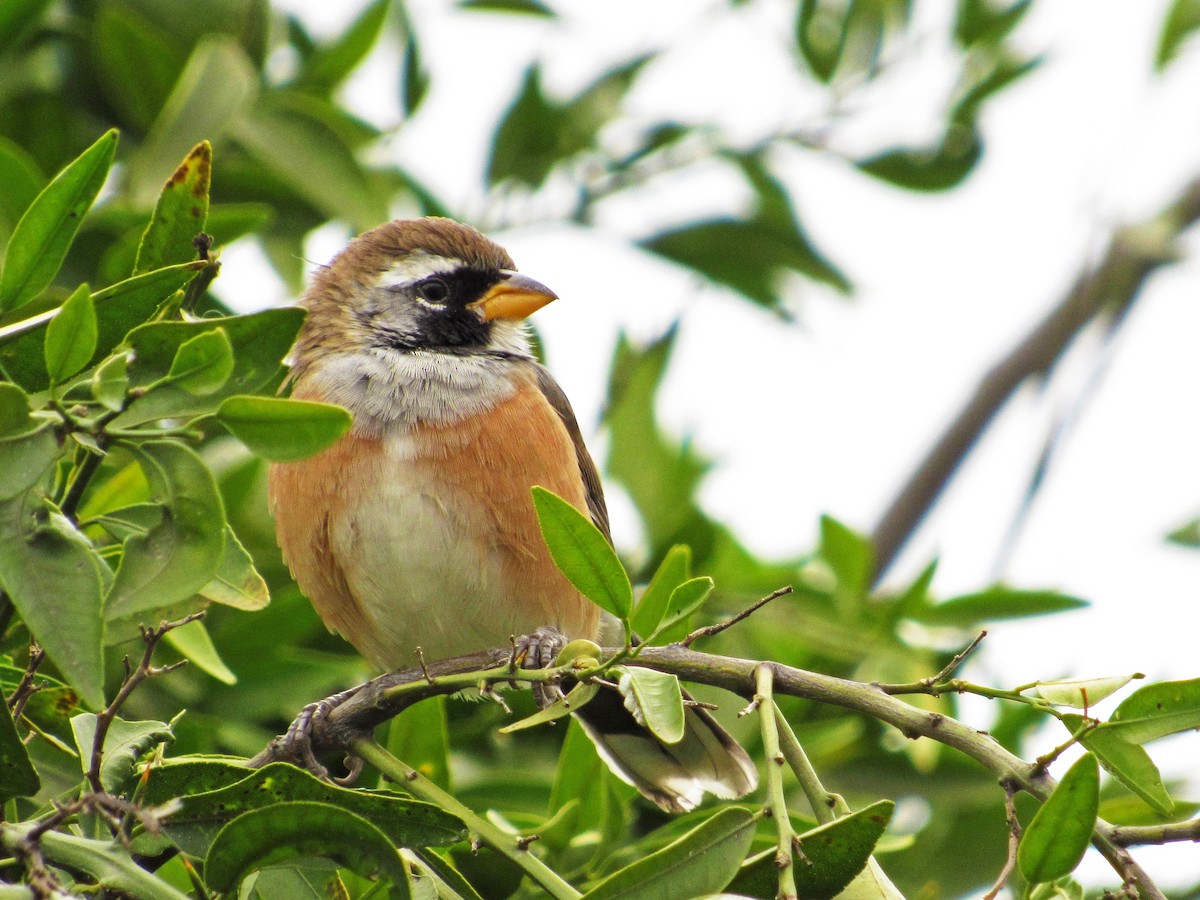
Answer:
[268,372,600,668]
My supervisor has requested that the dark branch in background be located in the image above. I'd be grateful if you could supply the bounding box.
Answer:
[252,642,1182,897]
[870,177,1200,585]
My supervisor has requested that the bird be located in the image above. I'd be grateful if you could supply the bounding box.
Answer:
[267,217,757,812]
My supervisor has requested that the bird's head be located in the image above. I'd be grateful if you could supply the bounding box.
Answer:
[291,218,556,375]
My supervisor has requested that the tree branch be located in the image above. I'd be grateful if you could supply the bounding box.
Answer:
[870,177,1200,584]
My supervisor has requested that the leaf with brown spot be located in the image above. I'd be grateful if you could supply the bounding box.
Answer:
[133,142,211,275]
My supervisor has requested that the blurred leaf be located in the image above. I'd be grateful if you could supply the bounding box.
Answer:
[1032,674,1142,709]
[198,525,269,610]
[230,94,387,230]
[146,761,464,858]
[0,262,203,393]
[205,802,411,896]
[1017,753,1098,883]
[104,441,226,622]
[0,501,106,708]
[1027,878,1085,900]
[163,617,238,685]
[1166,517,1200,547]
[954,0,1032,47]
[90,4,184,131]
[0,129,117,314]
[0,382,29,435]
[631,545,691,638]
[400,29,430,116]
[383,696,451,791]
[294,0,389,95]
[796,0,850,82]
[857,124,982,192]
[912,586,1088,627]
[642,154,850,309]
[0,684,39,801]
[131,36,257,206]
[531,485,633,620]
[0,0,53,54]
[1064,714,1173,817]
[0,138,44,247]
[459,0,555,15]
[1156,0,1200,70]
[583,806,756,899]
[164,328,235,395]
[0,423,57,500]
[730,800,894,899]
[70,714,172,793]
[488,57,650,188]
[616,667,684,743]
[952,50,1040,122]
[819,515,873,604]
[1105,678,1200,743]
[217,395,352,462]
[43,284,97,385]
[91,351,130,412]
[134,141,211,275]
[120,307,304,424]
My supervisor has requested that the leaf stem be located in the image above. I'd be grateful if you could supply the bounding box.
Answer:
[352,739,582,900]
[755,665,797,900]
[772,704,847,824]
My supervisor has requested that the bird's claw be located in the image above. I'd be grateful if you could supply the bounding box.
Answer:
[278,685,363,782]
[513,626,568,710]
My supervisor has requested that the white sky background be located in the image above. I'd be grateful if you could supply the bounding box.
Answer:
[220,0,1200,888]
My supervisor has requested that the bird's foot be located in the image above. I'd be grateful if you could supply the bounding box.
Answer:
[277,684,365,783]
[513,626,568,710]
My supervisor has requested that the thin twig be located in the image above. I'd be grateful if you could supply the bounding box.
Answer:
[756,666,798,900]
[983,781,1021,900]
[681,586,793,648]
[773,706,847,824]
[8,645,46,721]
[922,631,987,687]
[86,612,203,793]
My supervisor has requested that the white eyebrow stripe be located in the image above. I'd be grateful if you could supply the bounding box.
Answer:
[377,252,466,287]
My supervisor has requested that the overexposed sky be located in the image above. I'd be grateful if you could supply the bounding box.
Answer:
[221,0,1200,888]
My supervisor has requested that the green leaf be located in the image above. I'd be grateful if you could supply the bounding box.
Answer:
[197,525,270,610]
[90,3,183,132]
[294,0,390,95]
[796,0,851,82]
[954,0,1033,47]
[0,684,39,801]
[0,262,203,392]
[459,0,555,15]
[134,141,211,275]
[1156,0,1200,71]
[583,806,756,899]
[1018,753,1099,884]
[641,157,851,312]
[382,696,451,791]
[647,576,714,642]
[531,486,633,620]
[0,382,30,435]
[0,501,106,708]
[499,682,599,734]
[616,667,685,744]
[104,441,226,622]
[0,0,53,54]
[217,395,352,462]
[0,138,44,246]
[28,829,192,900]
[204,801,412,894]
[400,29,430,116]
[858,124,983,192]
[145,761,464,859]
[91,351,130,412]
[914,585,1088,627]
[163,617,237,684]
[120,307,304,424]
[1105,678,1200,743]
[631,545,691,637]
[820,515,873,604]
[1064,714,1173,817]
[44,283,97,384]
[0,129,118,314]
[230,94,386,230]
[164,327,235,395]
[70,714,172,793]
[1166,517,1200,547]
[1033,674,1143,709]
[130,37,257,206]
[729,800,895,899]
[0,423,58,500]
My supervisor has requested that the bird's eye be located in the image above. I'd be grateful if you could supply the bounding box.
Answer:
[415,278,450,305]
